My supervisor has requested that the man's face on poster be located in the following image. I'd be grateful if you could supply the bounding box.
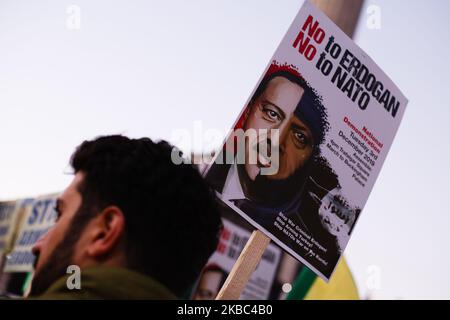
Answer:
[244,76,314,181]
[193,270,225,300]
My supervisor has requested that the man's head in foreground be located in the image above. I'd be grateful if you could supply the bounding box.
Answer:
[30,135,222,298]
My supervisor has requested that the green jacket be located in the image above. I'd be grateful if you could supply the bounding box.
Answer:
[33,266,177,300]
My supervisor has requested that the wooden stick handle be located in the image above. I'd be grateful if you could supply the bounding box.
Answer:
[215,230,270,300]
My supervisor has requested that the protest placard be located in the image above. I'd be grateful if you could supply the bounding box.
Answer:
[4,194,57,272]
[205,0,408,288]
[192,214,282,300]
[0,201,19,257]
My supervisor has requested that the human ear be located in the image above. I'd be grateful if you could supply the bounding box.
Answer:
[86,206,125,258]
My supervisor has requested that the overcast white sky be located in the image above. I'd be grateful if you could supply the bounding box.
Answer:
[1,0,449,299]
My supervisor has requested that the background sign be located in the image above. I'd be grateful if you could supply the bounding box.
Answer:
[192,217,282,300]
[4,194,57,272]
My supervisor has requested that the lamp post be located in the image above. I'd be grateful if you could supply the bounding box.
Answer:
[311,0,364,38]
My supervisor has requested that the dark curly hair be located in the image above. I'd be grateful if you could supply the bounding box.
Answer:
[69,135,222,297]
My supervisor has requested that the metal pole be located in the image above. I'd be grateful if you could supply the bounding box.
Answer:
[311,0,364,38]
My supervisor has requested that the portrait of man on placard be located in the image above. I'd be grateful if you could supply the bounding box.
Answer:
[192,264,228,300]
[205,63,359,275]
